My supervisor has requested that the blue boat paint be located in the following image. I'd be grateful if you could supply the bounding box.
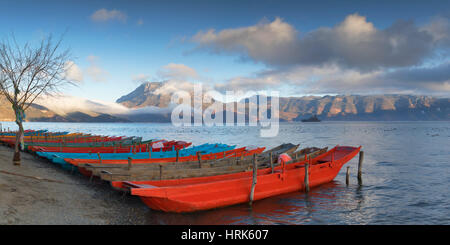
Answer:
[37,143,235,170]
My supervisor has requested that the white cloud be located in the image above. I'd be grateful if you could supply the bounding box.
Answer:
[191,14,450,95]
[192,17,297,65]
[131,74,150,83]
[153,80,200,95]
[35,94,173,116]
[63,61,83,83]
[157,63,199,80]
[90,8,127,23]
[86,55,109,82]
[191,14,449,70]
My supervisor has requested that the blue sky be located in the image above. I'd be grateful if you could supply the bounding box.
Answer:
[1,0,449,102]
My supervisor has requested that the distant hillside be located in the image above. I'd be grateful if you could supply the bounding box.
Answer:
[279,95,450,121]
[116,82,172,108]
[117,82,450,121]
[1,81,448,122]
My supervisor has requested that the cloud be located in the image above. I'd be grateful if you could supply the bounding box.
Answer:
[157,63,199,80]
[36,94,173,116]
[191,14,450,95]
[131,74,150,83]
[86,55,109,82]
[91,8,127,23]
[63,61,83,83]
[214,62,450,95]
[153,80,201,95]
[36,94,128,116]
[137,18,144,26]
[192,17,298,66]
[191,14,450,71]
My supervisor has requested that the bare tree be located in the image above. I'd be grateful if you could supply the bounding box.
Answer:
[0,34,72,165]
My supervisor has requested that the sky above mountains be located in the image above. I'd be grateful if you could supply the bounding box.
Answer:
[2,0,449,102]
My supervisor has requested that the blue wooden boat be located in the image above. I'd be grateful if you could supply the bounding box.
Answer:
[37,143,235,170]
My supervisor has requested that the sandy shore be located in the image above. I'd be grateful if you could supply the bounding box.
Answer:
[0,145,152,225]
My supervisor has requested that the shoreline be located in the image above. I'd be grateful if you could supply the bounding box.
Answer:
[0,145,150,225]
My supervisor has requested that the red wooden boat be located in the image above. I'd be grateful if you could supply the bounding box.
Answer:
[71,147,265,177]
[114,145,361,213]
[27,140,188,153]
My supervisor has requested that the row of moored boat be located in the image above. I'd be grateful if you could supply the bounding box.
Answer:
[0,129,361,213]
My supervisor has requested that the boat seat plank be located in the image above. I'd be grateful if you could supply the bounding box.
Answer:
[123,181,157,189]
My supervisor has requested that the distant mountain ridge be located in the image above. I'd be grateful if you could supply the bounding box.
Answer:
[116,82,172,108]
[116,82,449,121]
[0,81,448,122]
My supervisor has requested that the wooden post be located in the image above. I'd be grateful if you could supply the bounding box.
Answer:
[346,166,350,186]
[304,157,310,193]
[128,157,132,170]
[97,153,102,164]
[270,152,274,173]
[176,149,180,162]
[331,151,334,163]
[249,154,257,205]
[197,151,202,168]
[148,145,152,159]
[159,164,162,180]
[357,151,364,185]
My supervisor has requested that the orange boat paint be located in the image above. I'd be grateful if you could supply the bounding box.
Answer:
[114,146,361,213]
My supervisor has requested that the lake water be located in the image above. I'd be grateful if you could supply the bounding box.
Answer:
[1,121,449,224]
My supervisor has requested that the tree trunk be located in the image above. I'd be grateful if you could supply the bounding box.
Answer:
[13,121,23,166]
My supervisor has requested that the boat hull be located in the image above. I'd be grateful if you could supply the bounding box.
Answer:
[131,146,360,213]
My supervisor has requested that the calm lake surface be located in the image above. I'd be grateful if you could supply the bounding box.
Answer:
[1,121,449,224]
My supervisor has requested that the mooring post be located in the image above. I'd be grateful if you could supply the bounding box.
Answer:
[159,164,162,180]
[148,145,152,159]
[128,157,132,170]
[197,151,202,168]
[270,152,274,173]
[304,157,310,193]
[358,151,364,185]
[249,154,258,205]
[346,166,350,186]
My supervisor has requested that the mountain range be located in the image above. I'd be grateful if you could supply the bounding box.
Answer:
[0,81,448,122]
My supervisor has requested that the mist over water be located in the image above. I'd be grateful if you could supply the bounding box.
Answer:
[1,121,449,224]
